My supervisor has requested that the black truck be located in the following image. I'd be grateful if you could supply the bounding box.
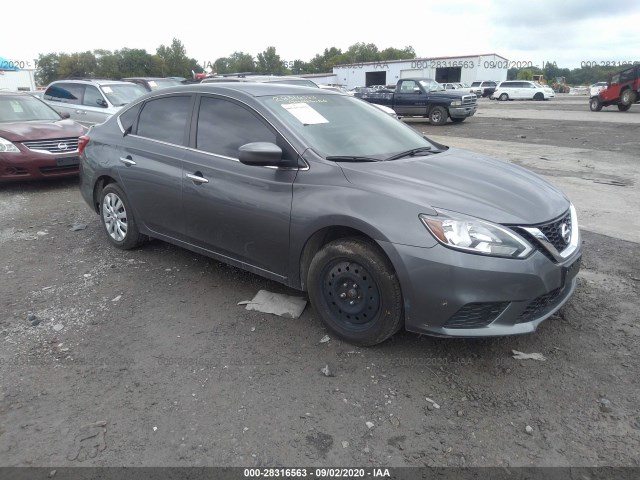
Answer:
[360,78,477,125]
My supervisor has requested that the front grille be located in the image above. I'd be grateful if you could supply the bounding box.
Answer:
[22,137,79,154]
[445,302,509,329]
[462,94,477,105]
[539,211,572,252]
[39,165,79,175]
[512,210,573,262]
[517,287,565,323]
[516,229,556,262]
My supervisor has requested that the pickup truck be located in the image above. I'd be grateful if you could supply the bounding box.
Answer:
[360,78,477,125]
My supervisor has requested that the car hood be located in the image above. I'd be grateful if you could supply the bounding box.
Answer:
[338,147,569,225]
[0,119,85,141]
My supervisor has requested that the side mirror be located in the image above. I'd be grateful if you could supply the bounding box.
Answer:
[97,98,108,108]
[238,142,283,167]
[413,87,422,94]
[59,112,71,119]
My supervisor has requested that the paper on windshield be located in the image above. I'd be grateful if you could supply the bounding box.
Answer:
[281,103,329,125]
[102,86,113,93]
[148,81,157,87]
[10,101,24,113]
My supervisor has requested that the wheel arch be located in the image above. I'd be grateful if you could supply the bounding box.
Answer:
[92,175,118,213]
[298,225,395,292]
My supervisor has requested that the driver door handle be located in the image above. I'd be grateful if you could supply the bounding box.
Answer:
[119,156,136,166]
[186,173,209,184]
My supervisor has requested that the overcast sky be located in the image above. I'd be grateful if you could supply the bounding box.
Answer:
[3,0,640,70]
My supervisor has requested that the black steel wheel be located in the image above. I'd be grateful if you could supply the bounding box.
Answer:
[308,238,403,346]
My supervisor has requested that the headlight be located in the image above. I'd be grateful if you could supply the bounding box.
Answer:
[419,210,533,258]
[0,136,20,153]
[450,100,462,106]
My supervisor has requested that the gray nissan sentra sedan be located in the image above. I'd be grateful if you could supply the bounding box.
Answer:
[78,83,581,346]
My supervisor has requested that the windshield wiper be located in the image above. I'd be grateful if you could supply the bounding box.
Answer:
[326,155,380,162]
[385,146,433,161]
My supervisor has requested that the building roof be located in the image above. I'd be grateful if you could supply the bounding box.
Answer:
[334,53,508,68]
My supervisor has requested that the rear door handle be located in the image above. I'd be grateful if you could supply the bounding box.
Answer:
[119,156,136,166]
[186,173,209,184]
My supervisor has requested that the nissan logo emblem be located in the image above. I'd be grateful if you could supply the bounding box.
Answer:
[560,223,571,243]
[58,143,69,151]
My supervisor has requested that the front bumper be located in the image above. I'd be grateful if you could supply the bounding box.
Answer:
[380,240,582,337]
[0,151,80,182]
[449,105,477,118]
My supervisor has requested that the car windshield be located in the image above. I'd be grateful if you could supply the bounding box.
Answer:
[0,95,61,122]
[259,94,436,159]
[148,79,182,90]
[100,84,146,107]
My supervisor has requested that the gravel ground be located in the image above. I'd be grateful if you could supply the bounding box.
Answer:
[1,96,639,468]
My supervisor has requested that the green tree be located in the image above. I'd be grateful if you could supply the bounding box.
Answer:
[93,49,120,79]
[57,51,97,78]
[379,46,416,61]
[227,52,256,73]
[117,48,154,77]
[35,53,60,85]
[256,46,285,74]
[156,38,200,77]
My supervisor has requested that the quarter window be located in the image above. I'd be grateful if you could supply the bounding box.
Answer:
[196,97,276,158]
[137,96,191,145]
[43,83,83,105]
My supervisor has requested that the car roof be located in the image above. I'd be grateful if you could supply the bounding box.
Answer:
[140,82,339,98]
[122,77,169,81]
[49,79,138,86]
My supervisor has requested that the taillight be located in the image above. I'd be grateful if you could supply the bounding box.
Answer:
[78,135,90,155]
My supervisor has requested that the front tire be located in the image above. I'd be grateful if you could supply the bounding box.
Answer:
[618,103,631,112]
[533,92,544,101]
[589,97,603,112]
[307,238,403,346]
[428,106,448,126]
[99,183,146,250]
[451,117,465,123]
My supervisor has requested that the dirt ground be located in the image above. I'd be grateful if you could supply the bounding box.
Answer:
[1,96,639,468]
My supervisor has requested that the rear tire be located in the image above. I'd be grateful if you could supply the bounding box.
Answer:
[620,89,636,106]
[589,97,603,112]
[307,238,404,346]
[428,106,448,125]
[499,93,509,101]
[99,183,146,250]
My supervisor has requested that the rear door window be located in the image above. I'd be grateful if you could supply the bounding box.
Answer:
[136,95,192,145]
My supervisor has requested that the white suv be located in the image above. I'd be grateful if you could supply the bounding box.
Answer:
[42,79,147,126]
[491,81,555,101]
